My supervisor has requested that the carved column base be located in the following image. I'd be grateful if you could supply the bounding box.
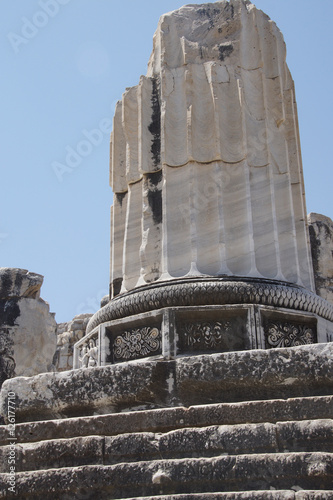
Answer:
[74,278,333,368]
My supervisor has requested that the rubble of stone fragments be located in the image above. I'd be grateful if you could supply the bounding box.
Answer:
[53,313,93,372]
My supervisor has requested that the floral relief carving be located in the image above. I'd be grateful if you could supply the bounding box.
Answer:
[264,322,316,349]
[179,321,232,350]
[113,326,161,361]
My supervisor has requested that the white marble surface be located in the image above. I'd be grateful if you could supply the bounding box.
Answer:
[109,0,315,296]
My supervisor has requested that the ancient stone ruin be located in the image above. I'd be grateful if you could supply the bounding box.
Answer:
[78,0,333,367]
[1,1,333,498]
[0,268,57,386]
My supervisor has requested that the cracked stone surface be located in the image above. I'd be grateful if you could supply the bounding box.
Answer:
[1,343,332,423]
[108,0,314,302]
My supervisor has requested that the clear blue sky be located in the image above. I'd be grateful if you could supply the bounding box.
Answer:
[1,0,332,323]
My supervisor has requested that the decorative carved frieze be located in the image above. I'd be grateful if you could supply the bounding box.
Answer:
[177,315,249,353]
[179,321,232,351]
[264,322,317,349]
[77,336,99,368]
[87,278,333,335]
[113,326,161,361]
[74,303,329,368]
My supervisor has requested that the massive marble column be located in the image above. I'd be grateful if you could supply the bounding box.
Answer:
[83,1,333,362]
[109,0,314,298]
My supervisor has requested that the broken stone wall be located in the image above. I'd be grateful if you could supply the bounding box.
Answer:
[308,213,333,306]
[0,268,57,387]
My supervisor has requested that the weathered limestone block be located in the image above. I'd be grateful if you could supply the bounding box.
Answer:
[116,494,332,500]
[1,343,332,423]
[0,268,42,299]
[53,313,92,371]
[0,435,105,473]
[0,268,56,386]
[1,395,332,446]
[308,213,333,307]
[0,453,332,499]
[109,0,314,299]
[0,418,332,473]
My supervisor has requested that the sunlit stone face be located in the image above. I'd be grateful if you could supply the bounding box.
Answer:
[109,0,315,297]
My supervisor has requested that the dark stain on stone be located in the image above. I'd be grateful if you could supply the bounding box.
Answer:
[223,2,234,19]
[309,224,320,276]
[197,7,221,18]
[14,272,23,297]
[197,7,208,17]
[0,299,20,327]
[52,349,60,369]
[197,8,221,30]
[116,192,127,207]
[0,270,13,299]
[308,222,326,296]
[151,360,177,407]
[147,171,162,225]
[147,169,162,188]
[148,78,161,169]
[318,220,332,239]
[218,43,234,61]
[112,278,123,298]
[197,7,221,30]
[0,344,16,389]
[0,298,18,388]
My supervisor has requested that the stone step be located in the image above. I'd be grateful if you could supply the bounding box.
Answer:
[1,395,332,446]
[0,419,332,473]
[0,452,332,499]
[133,493,333,500]
[1,344,332,423]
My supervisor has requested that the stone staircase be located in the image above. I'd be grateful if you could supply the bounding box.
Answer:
[0,394,332,499]
[1,343,333,498]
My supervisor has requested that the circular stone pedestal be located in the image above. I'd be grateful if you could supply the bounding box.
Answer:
[74,278,333,369]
